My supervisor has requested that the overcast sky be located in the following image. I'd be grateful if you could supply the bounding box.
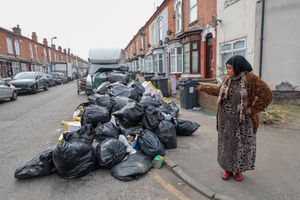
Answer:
[0,0,164,60]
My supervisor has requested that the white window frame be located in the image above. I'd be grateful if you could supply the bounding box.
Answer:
[170,47,183,73]
[29,43,34,58]
[14,40,20,55]
[48,49,52,61]
[158,18,163,42]
[189,0,197,23]
[183,43,190,73]
[220,38,247,71]
[145,55,153,72]
[139,57,145,72]
[35,45,39,60]
[175,2,182,33]
[44,48,47,61]
[6,37,14,54]
[141,35,145,50]
[153,53,164,73]
[152,26,157,45]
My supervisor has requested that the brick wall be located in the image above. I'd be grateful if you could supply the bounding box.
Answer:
[198,0,216,26]
[197,85,218,112]
[272,91,300,103]
[167,0,175,39]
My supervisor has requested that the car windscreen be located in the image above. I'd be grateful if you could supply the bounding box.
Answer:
[89,64,119,75]
[14,72,36,80]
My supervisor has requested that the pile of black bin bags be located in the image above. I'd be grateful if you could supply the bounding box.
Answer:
[14,70,200,181]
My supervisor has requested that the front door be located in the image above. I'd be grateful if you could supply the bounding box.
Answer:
[205,35,213,78]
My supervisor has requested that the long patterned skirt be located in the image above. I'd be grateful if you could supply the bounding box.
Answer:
[217,80,256,173]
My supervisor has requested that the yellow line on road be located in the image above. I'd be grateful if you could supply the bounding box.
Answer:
[152,172,192,200]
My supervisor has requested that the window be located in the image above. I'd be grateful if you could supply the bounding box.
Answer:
[44,48,47,61]
[183,44,190,73]
[14,40,20,55]
[158,18,163,42]
[35,45,39,60]
[170,48,176,72]
[152,26,157,45]
[220,38,246,71]
[170,47,183,73]
[175,3,182,33]
[141,35,145,50]
[139,57,145,72]
[145,56,153,72]
[48,49,52,61]
[29,43,34,58]
[134,42,137,54]
[54,53,57,61]
[189,0,197,23]
[177,47,183,72]
[6,37,14,54]
[153,54,164,73]
[191,42,199,73]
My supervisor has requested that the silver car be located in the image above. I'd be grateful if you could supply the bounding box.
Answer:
[0,79,17,101]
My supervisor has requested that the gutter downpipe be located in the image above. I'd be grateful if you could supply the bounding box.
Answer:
[259,0,265,78]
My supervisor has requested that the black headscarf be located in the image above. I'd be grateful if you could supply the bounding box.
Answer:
[226,55,253,76]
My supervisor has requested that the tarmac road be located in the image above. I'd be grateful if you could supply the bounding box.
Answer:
[0,81,207,200]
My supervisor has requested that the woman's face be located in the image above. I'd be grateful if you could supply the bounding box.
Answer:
[226,64,235,77]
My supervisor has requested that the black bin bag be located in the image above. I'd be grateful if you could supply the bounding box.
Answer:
[94,122,119,143]
[52,132,96,179]
[82,105,111,127]
[95,138,127,168]
[15,149,56,179]
[111,96,134,112]
[138,130,165,158]
[107,83,139,101]
[142,106,164,130]
[111,153,152,181]
[88,94,112,111]
[140,95,161,108]
[96,81,110,94]
[119,125,143,136]
[132,81,145,95]
[107,72,128,85]
[112,102,144,127]
[176,119,200,136]
[155,120,177,149]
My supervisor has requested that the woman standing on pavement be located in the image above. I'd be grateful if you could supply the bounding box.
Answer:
[199,55,272,181]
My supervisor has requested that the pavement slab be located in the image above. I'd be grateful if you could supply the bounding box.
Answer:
[165,95,300,200]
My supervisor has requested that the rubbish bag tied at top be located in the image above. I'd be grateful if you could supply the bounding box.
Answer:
[52,132,96,179]
[15,149,56,179]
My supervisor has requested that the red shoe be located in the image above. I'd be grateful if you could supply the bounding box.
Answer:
[222,171,233,180]
[234,172,243,181]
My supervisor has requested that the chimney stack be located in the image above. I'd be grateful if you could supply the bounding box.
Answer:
[58,46,62,52]
[32,32,37,42]
[63,49,67,54]
[67,48,70,55]
[51,44,56,49]
[13,25,21,35]
[43,38,48,46]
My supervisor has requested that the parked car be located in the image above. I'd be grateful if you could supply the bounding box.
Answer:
[51,72,68,84]
[0,79,17,101]
[9,72,49,93]
[43,73,56,87]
